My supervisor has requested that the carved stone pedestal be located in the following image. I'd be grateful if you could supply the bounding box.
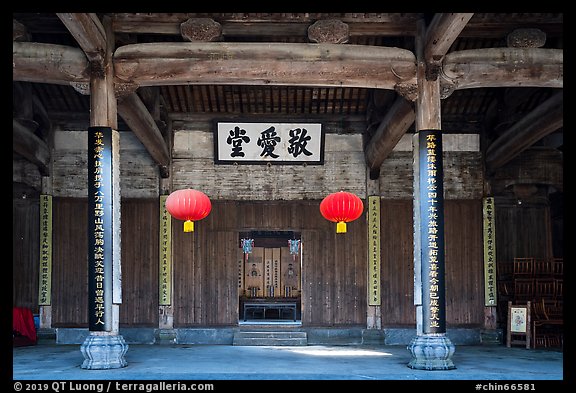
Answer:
[80,333,128,369]
[407,333,456,370]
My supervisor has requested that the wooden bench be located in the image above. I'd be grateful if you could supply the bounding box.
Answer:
[531,298,563,348]
[243,302,297,321]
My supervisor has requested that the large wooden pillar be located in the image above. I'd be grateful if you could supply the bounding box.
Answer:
[407,20,455,370]
[80,16,128,370]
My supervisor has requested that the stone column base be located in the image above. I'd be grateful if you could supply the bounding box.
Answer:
[80,334,128,369]
[407,333,456,370]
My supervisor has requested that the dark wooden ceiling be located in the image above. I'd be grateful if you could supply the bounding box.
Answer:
[13,13,564,171]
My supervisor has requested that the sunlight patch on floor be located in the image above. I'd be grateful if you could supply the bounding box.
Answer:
[272,346,393,357]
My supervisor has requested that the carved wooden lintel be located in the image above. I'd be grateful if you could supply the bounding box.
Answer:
[507,28,546,48]
[70,81,140,97]
[114,82,140,99]
[71,82,90,95]
[308,19,349,44]
[439,81,456,99]
[180,18,222,42]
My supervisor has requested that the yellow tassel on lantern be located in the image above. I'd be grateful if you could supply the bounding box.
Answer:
[184,220,194,232]
[336,221,347,233]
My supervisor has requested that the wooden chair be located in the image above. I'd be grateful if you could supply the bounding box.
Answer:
[554,279,563,300]
[543,299,563,320]
[534,278,556,300]
[546,334,563,348]
[513,258,534,278]
[513,278,534,302]
[532,298,563,349]
[552,259,563,278]
[534,258,553,276]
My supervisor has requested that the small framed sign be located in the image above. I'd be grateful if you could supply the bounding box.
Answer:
[214,120,324,165]
[506,301,531,349]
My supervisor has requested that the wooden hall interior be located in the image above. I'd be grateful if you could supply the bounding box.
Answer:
[13,12,563,348]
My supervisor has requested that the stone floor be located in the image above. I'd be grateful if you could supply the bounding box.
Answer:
[12,342,566,387]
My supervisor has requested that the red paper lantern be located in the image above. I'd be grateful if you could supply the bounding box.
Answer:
[165,189,212,232]
[320,191,364,233]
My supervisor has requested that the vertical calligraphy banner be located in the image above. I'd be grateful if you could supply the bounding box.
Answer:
[419,129,446,334]
[87,126,113,331]
[483,197,497,306]
[264,249,273,297]
[272,249,280,298]
[368,196,381,306]
[38,194,52,306]
[159,195,172,306]
[238,253,244,297]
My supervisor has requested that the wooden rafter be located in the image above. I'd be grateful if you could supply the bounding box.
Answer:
[485,90,563,173]
[56,13,107,64]
[117,93,171,178]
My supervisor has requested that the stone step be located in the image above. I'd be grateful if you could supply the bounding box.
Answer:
[233,331,308,346]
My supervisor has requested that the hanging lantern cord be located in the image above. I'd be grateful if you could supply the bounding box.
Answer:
[184,220,194,232]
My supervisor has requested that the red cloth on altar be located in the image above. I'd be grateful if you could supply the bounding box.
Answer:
[13,307,37,346]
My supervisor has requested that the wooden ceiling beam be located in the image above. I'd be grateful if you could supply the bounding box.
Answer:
[12,42,90,85]
[14,41,562,93]
[442,48,563,90]
[485,90,563,173]
[56,13,107,64]
[113,42,417,90]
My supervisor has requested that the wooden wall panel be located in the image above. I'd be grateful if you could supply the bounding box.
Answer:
[173,228,239,326]
[52,198,161,327]
[495,201,553,263]
[172,216,197,325]
[12,197,40,312]
[380,200,415,325]
[444,200,484,326]
[379,199,485,327]
[119,199,159,326]
[44,197,487,329]
[52,198,88,327]
[300,226,367,326]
